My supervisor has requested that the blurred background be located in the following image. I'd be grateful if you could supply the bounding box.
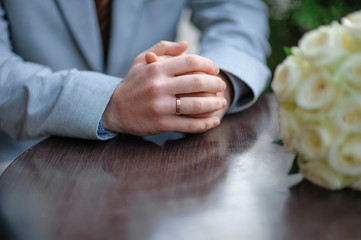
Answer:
[178,0,361,84]
[264,0,361,72]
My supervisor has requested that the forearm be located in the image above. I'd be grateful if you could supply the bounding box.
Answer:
[0,46,121,140]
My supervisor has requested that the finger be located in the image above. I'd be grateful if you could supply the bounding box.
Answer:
[147,40,188,57]
[176,96,227,115]
[177,92,215,98]
[145,52,159,64]
[184,112,215,118]
[168,74,226,94]
[147,52,188,62]
[163,115,220,133]
[161,55,219,76]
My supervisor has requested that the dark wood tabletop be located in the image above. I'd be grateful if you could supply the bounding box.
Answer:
[1,93,361,240]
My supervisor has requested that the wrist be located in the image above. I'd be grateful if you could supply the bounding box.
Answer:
[102,94,118,132]
[97,116,118,140]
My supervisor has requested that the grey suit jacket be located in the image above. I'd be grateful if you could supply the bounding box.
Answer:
[0,0,270,162]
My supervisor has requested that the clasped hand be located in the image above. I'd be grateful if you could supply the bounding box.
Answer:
[103,41,230,135]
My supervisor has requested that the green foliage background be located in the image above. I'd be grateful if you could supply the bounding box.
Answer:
[264,0,361,73]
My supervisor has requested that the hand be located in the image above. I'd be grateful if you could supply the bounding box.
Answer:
[131,40,189,66]
[146,52,233,121]
[102,41,227,136]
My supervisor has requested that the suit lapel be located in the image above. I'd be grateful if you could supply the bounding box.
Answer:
[106,0,144,76]
[55,0,103,71]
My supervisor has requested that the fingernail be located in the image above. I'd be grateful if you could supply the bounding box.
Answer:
[213,118,220,127]
[222,99,227,107]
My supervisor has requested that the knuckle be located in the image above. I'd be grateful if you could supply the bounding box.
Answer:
[188,122,200,132]
[185,55,198,67]
[148,100,163,115]
[192,100,203,112]
[158,40,168,49]
[147,81,162,97]
[192,75,204,89]
[146,63,161,76]
[205,120,213,131]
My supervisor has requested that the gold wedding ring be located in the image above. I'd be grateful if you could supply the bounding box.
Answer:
[176,97,181,115]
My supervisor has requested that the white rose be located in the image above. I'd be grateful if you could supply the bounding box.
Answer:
[299,22,348,66]
[331,97,361,132]
[342,10,361,40]
[298,123,333,161]
[298,156,345,190]
[336,53,361,91]
[278,106,299,152]
[295,71,336,110]
[271,56,302,103]
[328,135,361,176]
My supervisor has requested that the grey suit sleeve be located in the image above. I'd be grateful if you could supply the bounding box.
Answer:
[0,5,122,141]
[189,0,271,113]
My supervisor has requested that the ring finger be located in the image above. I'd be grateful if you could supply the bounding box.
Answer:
[175,96,226,115]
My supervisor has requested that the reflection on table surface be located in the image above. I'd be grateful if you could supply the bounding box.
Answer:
[0,94,361,240]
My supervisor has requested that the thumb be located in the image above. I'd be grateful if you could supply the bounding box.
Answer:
[147,40,188,57]
[145,52,159,64]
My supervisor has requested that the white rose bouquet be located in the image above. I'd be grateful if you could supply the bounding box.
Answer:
[272,10,361,190]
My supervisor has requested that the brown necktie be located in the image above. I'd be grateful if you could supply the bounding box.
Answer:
[95,0,112,62]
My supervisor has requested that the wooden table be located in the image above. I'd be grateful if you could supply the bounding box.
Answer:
[1,94,361,240]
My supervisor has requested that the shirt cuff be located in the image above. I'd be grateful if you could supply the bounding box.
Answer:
[97,116,118,140]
